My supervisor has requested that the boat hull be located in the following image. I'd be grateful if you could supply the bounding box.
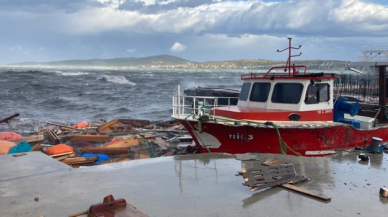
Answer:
[175,119,388,156]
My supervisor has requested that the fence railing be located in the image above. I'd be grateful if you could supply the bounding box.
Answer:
[334,74,379,104]
[172,95,239,119]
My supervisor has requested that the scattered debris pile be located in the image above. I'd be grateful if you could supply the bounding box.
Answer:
[0,113,199,167]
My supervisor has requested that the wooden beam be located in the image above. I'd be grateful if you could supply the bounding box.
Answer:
[281,183,331,201]
[62,157,99,165]
[70,135,109,142]
[50,152,74,158]
[10,134,44,144]
[0,113,19,124]
[30,144,42,152]
[82,147,130,155]
[98,119,119,133]
[55,154,74,161]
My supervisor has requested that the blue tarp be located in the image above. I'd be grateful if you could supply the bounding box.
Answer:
[8,141,31,154]
[80,153,110,164]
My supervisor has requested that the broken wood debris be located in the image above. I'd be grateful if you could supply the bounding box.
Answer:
[47,130,60,145]
[62,156,99,165]
[10,134,44,144]
[239,158,331,202]
[0,113,20,124]
[2,118,195,167]
[81,147,130,155]
[70,135,110,142]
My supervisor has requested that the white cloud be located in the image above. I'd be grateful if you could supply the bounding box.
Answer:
[6,45,29,54]
[0,0,388,63]
[170,42,186,52]
[126,48,136,53]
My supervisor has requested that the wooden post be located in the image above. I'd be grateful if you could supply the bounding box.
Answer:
[378,66,387,121]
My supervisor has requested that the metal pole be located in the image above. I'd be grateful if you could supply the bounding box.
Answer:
[177,85,181,117]
[378,66,387,121]
[289,38,291,75]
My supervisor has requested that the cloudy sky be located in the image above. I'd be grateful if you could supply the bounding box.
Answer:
[0,0,387,64]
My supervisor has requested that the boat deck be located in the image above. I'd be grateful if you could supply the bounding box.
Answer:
[0,151,387,216]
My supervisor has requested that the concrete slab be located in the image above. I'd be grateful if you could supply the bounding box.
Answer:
[0,152,71,182]
[0,151,387,216]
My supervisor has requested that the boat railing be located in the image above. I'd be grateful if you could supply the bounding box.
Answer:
[241,65,307,79]
[172,95,239,119]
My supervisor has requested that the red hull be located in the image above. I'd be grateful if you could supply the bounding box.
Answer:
[176,119,388,156]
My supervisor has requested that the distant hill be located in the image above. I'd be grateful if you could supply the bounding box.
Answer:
[12,54,351,70]
[14,55,190,67]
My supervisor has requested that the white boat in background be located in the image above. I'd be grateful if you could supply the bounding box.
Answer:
[352,44,388,74]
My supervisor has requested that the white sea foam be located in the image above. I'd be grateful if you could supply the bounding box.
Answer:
[54,71,90,76]
[100,75,136,85]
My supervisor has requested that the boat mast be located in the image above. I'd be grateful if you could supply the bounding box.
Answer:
[277,38,302,76]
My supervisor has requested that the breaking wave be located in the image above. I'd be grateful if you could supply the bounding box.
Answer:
[54,71,90,76]
[99,75,136,85]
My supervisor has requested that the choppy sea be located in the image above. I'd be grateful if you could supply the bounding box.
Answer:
[0,66,249,133]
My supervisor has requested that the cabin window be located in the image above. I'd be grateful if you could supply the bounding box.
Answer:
[250,83,271,102]
[239,82,251,101]
[272,83,304,104]
[305,84,330,104]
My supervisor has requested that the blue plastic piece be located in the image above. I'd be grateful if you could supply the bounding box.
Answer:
[81,153,110,164]
[366,144,386,154]
[8,141,31,154]
[333,98,361,129]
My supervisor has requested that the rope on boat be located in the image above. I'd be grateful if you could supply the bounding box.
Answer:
[265,122,302,156]
[237,120,301,156]
[185,114,211,153]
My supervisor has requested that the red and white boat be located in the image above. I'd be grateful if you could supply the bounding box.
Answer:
[172,38,388,156]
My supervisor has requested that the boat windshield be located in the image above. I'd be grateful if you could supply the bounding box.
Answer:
[305,84,330,104]
[239,83,251,101]
[250,83,271,102]
[272,83,304,104]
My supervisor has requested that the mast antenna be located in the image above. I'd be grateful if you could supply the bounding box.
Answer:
[277,38,302,75]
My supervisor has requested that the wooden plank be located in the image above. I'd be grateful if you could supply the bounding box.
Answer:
[55,154,74,161]
[98,119,119,134]
[13,153,27,157]
[70,135,109,142]
[62,157,99,165]
[82,147,130,155]
[10,134,44,143]
[0,113,19,124]
[139,133,156,139]
[68,210,88,217]
[281,183,331,201]
[250,176,302,191]
[30,144,42,151]
[106,137,140,148]
[50,152,73,158]
[262,159,287,166]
